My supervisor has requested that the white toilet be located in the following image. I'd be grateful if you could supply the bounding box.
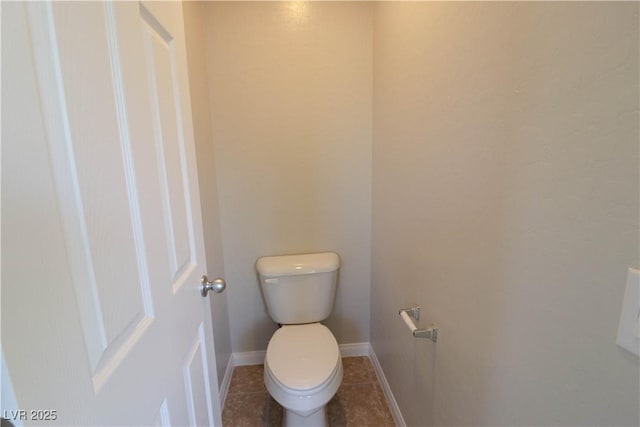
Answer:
[257,252,343,427]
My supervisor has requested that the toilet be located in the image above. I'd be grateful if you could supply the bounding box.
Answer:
[257,252,343,427]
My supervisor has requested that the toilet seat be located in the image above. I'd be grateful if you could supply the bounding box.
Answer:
[265,323,340,392]
[264,323,343,418]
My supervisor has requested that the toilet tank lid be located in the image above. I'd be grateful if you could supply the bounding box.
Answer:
[257,252,340,277]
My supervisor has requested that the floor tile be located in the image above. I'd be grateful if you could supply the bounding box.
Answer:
[267,395,284,426]
[327,383,394,427]
[341,356,375,385]
[222,392,271,427]
[228,364,267,393]
[222,357,395,427]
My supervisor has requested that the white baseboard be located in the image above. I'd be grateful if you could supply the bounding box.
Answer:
[218,354,234,409]
[338,342,370,357]
[227,342,405,427]
[218,349,265,407]
[232,350,266,366]
[367,344,406,427]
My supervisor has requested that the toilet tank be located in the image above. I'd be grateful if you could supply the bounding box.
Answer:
[256,252,340,325]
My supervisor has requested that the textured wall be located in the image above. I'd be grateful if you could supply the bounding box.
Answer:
[205,2,373,352]
[183,1,232,385]
[371,2,639,426]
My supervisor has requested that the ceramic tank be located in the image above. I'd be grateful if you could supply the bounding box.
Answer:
[257,252,340,325]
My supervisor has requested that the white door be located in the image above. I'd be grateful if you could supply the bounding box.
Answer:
[1,1,222,426]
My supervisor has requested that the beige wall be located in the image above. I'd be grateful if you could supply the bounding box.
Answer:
[371,2,639,426]
[183,1,232,385]
[205,2,373,352]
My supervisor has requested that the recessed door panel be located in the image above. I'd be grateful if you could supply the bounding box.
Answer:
[140,5,196,292]
[47,2,154,385]
[183,324,214,427]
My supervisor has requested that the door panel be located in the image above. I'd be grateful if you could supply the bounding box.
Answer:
[183,325,215,427]
[52,1,151,357]
[140,5,196,289]
[1,1,222,425]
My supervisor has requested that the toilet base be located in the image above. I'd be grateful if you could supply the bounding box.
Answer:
[284,406,328,427]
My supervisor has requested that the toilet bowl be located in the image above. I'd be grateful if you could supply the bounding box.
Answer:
[264,323,342,426]
[256,252,342,427]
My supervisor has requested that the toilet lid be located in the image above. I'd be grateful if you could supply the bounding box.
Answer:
[266,323,340,391]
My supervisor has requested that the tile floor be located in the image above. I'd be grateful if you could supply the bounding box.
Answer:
[222,356,395,426]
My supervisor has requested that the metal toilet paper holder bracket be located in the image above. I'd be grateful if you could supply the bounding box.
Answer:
[399,306,438,342]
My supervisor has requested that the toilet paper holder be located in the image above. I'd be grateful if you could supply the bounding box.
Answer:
[399,306,438,342]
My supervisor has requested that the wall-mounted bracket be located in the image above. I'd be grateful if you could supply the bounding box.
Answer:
[399,305,420,321]
[399,305,438,343]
